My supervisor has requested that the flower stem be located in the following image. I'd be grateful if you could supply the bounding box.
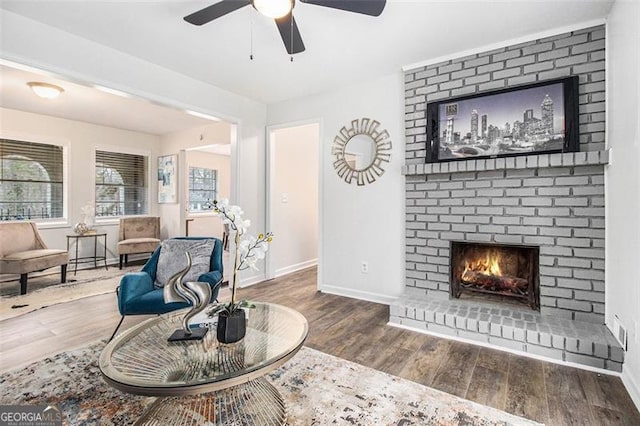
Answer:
[231,231,240,306]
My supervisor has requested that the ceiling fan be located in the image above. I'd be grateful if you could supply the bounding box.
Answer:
[184,0,386,55]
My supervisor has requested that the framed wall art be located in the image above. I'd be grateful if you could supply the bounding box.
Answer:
[425,76,579,163]
[157,154,177,203]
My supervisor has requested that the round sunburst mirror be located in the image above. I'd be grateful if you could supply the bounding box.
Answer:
[331,118,392,186]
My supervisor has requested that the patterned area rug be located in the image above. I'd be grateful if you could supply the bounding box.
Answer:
[0,341,540,425]
[0,265,138,321]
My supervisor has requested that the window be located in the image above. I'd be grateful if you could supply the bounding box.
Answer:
[189,167,217,213]
[95,150,148,217]
[0,139,64,220]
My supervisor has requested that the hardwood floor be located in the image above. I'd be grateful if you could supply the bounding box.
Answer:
[1,266,638,425]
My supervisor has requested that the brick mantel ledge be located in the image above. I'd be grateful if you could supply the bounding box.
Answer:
[402,150,610,176]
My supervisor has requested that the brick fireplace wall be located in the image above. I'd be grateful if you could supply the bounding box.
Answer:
[403,26,607,323]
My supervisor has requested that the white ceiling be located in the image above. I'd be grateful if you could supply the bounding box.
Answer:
[0,63,218,135]
[0,0,614,105]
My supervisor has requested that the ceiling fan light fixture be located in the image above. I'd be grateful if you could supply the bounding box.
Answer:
[27,82,64,99]
[253,0,293,19]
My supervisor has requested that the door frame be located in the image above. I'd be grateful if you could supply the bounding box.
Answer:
[265,118,323,290]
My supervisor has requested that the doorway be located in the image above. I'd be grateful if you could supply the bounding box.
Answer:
[266,121,320,283]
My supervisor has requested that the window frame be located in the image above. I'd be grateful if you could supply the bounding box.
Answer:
[187,166,218,215]
[0,132,69,227]
[93,145,152,224]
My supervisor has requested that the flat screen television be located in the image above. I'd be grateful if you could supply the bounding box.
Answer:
[425,76,579,163]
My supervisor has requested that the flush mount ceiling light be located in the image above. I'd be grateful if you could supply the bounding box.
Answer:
[27,82,64,99]
[253,0,293,19]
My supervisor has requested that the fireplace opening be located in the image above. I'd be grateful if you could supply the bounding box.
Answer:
[450,242,539,310]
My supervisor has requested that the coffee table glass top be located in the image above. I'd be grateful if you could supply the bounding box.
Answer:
[99,302,308,396]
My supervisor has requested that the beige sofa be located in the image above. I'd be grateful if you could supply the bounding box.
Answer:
[117,216,161,269]
[0,222,68,295]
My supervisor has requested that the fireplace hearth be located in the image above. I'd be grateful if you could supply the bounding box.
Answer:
[450,242,539,310]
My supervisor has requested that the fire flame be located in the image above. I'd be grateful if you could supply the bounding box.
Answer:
[462,249,503,279]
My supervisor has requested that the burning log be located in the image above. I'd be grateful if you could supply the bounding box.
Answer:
[460,270,528,293]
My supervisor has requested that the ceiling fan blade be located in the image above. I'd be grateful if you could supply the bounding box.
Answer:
[184,0,251,25]
[275,13,305,54]
[300,0,386,16]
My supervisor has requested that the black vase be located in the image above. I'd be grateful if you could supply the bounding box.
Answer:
[216,309,246,343]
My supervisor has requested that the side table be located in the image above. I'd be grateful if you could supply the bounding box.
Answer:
[66,233,108,275]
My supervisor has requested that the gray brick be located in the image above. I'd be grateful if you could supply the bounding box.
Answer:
[538,207,571,216]
[527,344,563,360]
[575,312,604,323]
[574,290,604,303]
[556,218,589,227]
[492,49,522,61]
[572,39,605,54]
[593,342,609,359]
[489,336,525,352]
[523,217,553,226]
[539,187,570,196]
[611,346,624,363]
[505,207,536,216]
[555,34,589,48]
[464,56,490,68]
[522,198,553,206]
[479,80,506,91]
[574,207,604,217]
[551,334,565,349]
[478,225,506,234]
[566,337,579,352]
[513,328,526,342]
[605,360,623,373]
[494,234,524,244]
[557,299,593,312]
[557,278,591,290]
[558,257,591,268]
[524,236,555,245]
[493,68,522,79]
[565,352,604,369]
[427,322,457,337]
[438,62,463,74]
[490,323,502,337]
[507,226,538,235]
[524,61,554,73]
[539,48,570,61]
[557,237,591,247]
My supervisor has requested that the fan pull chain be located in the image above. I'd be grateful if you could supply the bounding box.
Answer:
[250,8,254,60]
[290,14,294,62]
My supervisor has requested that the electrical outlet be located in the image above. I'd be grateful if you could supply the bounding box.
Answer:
[361,262,368,273]
[281,193,288,203]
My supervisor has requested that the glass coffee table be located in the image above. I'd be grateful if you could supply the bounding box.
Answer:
[99,302,308,425]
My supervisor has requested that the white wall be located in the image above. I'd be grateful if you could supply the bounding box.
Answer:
[606,0,640,409]
[270,123,319,277]
[267,73,405,303]
[0,107,160,261]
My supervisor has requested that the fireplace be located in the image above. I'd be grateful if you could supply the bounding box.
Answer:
[450,242,540,310]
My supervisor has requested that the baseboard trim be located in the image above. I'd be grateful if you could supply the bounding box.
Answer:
[274,259,317,278]
[238,274,267,288]
[388,321,622,377]
[320,285,397,305]
[622,367,640,412]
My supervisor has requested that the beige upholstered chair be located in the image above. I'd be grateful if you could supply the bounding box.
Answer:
[0,222,68,295]
[117,216,161,269]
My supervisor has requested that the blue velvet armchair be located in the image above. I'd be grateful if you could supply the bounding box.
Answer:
[109,237,224,341]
